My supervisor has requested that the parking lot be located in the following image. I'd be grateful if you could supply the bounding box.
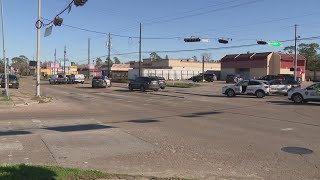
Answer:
[0,77,319,179]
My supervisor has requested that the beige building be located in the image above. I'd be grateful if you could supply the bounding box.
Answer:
[128,58,221,80]
[130,58,221,71]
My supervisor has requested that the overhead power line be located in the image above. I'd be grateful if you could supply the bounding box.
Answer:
[76,35,320,64]
[144,0,262,25]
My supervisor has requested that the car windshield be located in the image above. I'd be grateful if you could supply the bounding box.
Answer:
[4,2,320,180]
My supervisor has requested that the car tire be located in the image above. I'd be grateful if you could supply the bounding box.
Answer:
[92,85,95,88]
[154,89,159,91]
[140,85,145,92]
[81,82,84,84]
[49,81,52,84]
[128,85,133,91]
[292,93,304,103]
[160,87,165,90]
[226,89,235,97]
[256,90,265,98]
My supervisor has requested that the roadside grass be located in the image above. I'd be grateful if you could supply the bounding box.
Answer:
[0,94,11,101]
[167,82,197,88]
[0,164,190,180]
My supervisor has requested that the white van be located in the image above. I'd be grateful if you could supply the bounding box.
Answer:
[70,74,85,84]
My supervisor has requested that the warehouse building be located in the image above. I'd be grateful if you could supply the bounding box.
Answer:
[220,52,306,81]
[129,58,221,80]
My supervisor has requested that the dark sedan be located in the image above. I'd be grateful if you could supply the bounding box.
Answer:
[128,77,159,92]
[1,74,19,89]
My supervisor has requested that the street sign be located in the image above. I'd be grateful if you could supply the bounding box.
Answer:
[268,41,283,47]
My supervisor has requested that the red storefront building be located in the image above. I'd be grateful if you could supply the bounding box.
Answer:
[220,52,306,81]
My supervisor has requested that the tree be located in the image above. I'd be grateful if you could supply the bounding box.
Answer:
[201,53,212,61]
[95,57,103,67]
[11,55,29,75]
[192,56,198,62]
[150,52,162,61]
[192,56,198,61]
[71,62,76,66]
[283,46,295,54]
[284,43,320,80]
[165,55,169,59]
[114,57,121,64]
[105,58,113,66]
[0,59,4,73]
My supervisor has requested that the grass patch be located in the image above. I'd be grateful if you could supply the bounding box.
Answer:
[0,94,11,101]
[167,82,196,88]
[0,164,189,180]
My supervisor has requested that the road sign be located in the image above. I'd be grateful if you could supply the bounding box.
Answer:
[268,41,283,47]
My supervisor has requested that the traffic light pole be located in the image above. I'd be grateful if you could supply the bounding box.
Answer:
[294,24,298,81]
[64,46,66,74]
[202,56,205,82]
[107,33,111,77]
[0,0,8,97]
[139,23,142,77]
[36,0,41,97]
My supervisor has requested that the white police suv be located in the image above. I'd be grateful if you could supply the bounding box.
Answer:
[222,80,270,98]
[288,83,320,103]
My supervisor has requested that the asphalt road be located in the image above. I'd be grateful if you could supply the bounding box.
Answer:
[0,77,319,179]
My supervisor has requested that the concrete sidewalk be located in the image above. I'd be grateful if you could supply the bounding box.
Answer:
[1,76,52,108]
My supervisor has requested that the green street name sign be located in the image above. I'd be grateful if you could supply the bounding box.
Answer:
[268,41,283,47]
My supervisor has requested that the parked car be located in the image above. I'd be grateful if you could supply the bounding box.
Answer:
[288,83,320,103]
[258,75,285,81]
[128,77,160,92]
[0,74,19,89]
[49,75,58,84]
[226,74,242,83]
[49,74,68,84]
[278,74,302,83]
[222,80,270,98]
[269,79,293,95]
[150,76,166,89]
[92,76,111,88]
[66,75,72,84]
[191,73,217,82]
[70,74,85,84]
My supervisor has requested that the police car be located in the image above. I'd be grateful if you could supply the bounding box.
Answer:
[222,80,270,98]
[288,83,320,103]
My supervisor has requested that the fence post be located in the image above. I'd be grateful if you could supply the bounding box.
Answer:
[155,69,157,76]
[162,70,164,77]
[181,70,183,80]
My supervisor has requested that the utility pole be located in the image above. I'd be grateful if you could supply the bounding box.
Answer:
[202,56,205,82]
[0,0,8,97]
[107,33,111,77]
[35,0,41,97]
[64,46,66,74]
[88,38,90,79]
[54,49,56,75]
[139,23,142,77]
[294,24,298,81]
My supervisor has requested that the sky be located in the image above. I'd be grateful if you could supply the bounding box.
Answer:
[1,0,320,65]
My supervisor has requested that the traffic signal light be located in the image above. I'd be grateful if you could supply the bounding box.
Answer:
[53,16,63,26]
[184,37,201,42]
[74,0,88,7]
[218,39,229,44]
[257,40,267,45]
